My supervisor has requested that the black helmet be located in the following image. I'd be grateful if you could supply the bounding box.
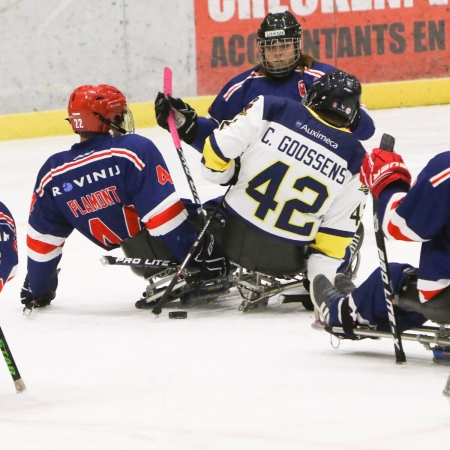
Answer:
[257,11,302,78]
[304,70,362,127]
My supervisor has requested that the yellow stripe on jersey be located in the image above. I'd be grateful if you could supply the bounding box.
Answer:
[203,137,234,172]
[304,106,351,133]
[309,232,352,259]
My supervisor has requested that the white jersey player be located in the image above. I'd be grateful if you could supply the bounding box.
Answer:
[200,70,368,284]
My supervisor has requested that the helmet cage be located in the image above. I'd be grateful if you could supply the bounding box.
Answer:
[257,37,301,77]
[257,11,302,78]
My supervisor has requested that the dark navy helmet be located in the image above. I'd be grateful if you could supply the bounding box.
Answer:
[304,70,362,127]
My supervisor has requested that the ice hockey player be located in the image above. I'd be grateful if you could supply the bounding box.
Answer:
[196,70,368,296]
[0,201,18,294]
[312,147,450,362]
[154,10,375,153]
[20,84,228,312]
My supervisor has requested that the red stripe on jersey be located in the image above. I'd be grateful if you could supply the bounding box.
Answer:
[27,235,63,254]
[112,149,145,169]
[431,169,450,187]
[0,212,15,228]
[223,72,261,101]
[0,279,3,293]
[420,288,445,301]
[386,221,413,241]
[385,196,412,240]
[145,200,186,230]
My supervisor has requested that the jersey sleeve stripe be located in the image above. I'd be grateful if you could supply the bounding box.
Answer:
[144,200,189,236]
[0,213,16,232]
[309,232,352,259]
[430,168,450,187]
[27,234,64,255]
[222,71,261,101]
[203,137,233,172]
[383,193,425,242]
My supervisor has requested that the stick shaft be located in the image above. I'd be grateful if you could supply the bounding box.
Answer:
[0,326,26,392]
[374,133,406,364]
[163,67,203,207]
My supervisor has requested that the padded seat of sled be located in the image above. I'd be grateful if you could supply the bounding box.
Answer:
[399,286,450,323]
[221,213,307,277]
[120,229,176,279]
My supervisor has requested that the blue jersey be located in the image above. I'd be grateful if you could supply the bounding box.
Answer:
[27,133,197,297]
[379,151,450,301]
[0,201,18,293]
[193,62,375,147]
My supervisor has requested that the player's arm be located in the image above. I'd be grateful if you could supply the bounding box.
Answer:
[364,150,450,242]
[0,202,18,294]
[23,171,74,307]
[201,96,265,185]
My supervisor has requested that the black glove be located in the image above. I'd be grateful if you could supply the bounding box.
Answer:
[154,92,198,144]
[20,275,56,309]
[186,231,229,285]
[220,157,241,186]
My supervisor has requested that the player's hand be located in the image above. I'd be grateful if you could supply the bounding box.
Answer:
[185,231,229,285]
[154,92,198,144]
[220,157,241,186]
[20,275,56,309]
[360,148,411,199]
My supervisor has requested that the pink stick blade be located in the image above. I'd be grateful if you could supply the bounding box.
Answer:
[163,67,181,148]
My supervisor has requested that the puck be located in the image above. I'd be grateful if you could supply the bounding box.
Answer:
[169,311,187,319]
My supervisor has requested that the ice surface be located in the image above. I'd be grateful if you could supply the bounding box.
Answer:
[1,105,450,449]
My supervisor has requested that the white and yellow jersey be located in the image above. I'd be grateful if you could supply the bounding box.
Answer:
[201,95,368,279]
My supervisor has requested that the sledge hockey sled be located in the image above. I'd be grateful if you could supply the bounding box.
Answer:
[103,214,310,312]
[320,286,450,365]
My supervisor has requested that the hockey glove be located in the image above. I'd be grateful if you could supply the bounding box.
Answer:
[220,157,241,186]
[154,92,198,144]
[185,231,230,285]
[360,148,411,199]
[20,275,56,309]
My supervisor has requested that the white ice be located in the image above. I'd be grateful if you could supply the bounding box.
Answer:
[1,104,450,450]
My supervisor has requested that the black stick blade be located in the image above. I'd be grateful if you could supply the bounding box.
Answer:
[380,133,395,152]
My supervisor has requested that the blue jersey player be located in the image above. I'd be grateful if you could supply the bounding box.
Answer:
[313,146,450,360]
[154,11,375,152]
[20,84,228,312]
[0,202,18,294]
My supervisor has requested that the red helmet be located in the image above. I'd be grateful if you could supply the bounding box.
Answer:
[67,84,134,134]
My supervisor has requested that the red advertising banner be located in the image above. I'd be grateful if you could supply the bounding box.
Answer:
[194,0,449,95]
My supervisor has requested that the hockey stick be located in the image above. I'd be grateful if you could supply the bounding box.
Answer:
[373,133,406,364]
[151,185,231,316]
[0,326,26,393]
[101,256,178,268]
[164,67,206,221]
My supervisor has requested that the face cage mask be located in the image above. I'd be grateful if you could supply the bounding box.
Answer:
[122,108,135,134]
[100,107,135,136]
[258,37,301,77]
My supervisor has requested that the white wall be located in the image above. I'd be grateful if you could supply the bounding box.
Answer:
[0,0,196,114]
